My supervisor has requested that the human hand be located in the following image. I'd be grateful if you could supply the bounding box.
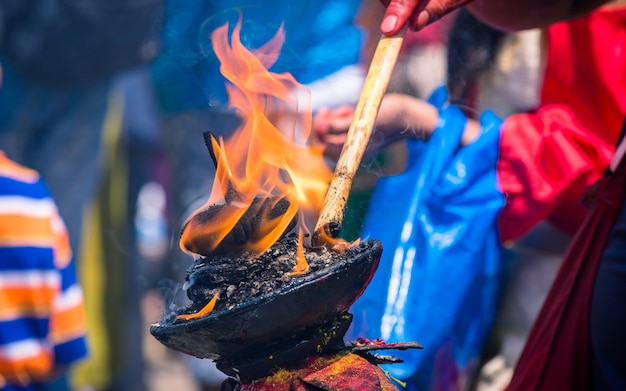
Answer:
[313,94,439,160]
[313,105,355,160]
[380,0,473,35]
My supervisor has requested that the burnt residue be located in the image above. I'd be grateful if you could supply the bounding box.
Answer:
[181,131,298,256]
[181,196,296,256]
[182,233,359,314]
[150,239,382,361]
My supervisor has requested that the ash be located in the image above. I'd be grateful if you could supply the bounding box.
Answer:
[178,233,364,316]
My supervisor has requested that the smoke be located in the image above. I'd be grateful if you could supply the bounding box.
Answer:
[157,277,190,318]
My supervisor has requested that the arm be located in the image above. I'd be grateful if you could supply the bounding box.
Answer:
[28,194,88,384]
[0,156,88,386]
[379,0,612,35]
[29,187,88,384]
[497,106,614,242]
[313,97,615,244]
[313,93,480,160]
[466,0,613,31]
[47,210,88,376]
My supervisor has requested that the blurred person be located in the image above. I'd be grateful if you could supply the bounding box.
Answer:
[377,0,610,35]
[0,0,162,257]
[377,2,626,390]
[321,9,533,386]
[445,11,556,389]
[317,1,625,389]
[0,2,163,391]
[0,147,88,390]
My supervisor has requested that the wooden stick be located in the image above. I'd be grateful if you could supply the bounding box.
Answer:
[314,27,406,238]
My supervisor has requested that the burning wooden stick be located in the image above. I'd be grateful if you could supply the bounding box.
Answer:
[314,28,407,240]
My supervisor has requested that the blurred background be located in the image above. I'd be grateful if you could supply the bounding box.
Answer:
[0,0,599,390]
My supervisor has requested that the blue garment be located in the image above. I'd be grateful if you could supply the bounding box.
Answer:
[151,0,363,113]
[0,153,88,391]
[348,88,505,389]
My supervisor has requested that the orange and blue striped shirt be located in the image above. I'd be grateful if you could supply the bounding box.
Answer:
[0,152,88,390]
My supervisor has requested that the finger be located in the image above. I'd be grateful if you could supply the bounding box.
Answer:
[409,0,472,30]
[313,107,331,135]
[325,118,354,135]
[381,0,420,35]
[331,105,356,118]
[316,106,355,136]
[322,133,349,145]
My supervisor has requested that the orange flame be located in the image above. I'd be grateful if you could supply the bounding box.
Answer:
[317,226,360,253]
[180,20,332,257]
[175,289,220,321]
[286,230,309,277]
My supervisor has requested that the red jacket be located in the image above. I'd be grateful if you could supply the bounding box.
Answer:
[497,6,626,242]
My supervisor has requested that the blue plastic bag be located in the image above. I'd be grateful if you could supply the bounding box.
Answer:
[349,87,505,390]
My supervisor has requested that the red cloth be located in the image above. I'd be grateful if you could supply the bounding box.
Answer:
[300,353,398,391]
[506,142,626,391]
[497,6,626,242]
[235,353,399,391]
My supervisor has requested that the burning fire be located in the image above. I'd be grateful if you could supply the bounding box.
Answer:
[175,289,220,321]
[179,20,336,266]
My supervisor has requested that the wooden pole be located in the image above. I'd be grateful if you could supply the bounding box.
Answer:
[314,28,406,239]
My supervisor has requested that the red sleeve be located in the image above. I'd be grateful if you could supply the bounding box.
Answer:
[497,105,614,242]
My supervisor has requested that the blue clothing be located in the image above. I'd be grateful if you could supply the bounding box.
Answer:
[151,0,363,113]
[0,153,88,391]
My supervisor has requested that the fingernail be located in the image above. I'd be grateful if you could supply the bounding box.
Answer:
[415,10,430,30]
[381,15,398,34]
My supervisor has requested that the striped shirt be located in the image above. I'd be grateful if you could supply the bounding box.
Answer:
[0,152,88,390]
